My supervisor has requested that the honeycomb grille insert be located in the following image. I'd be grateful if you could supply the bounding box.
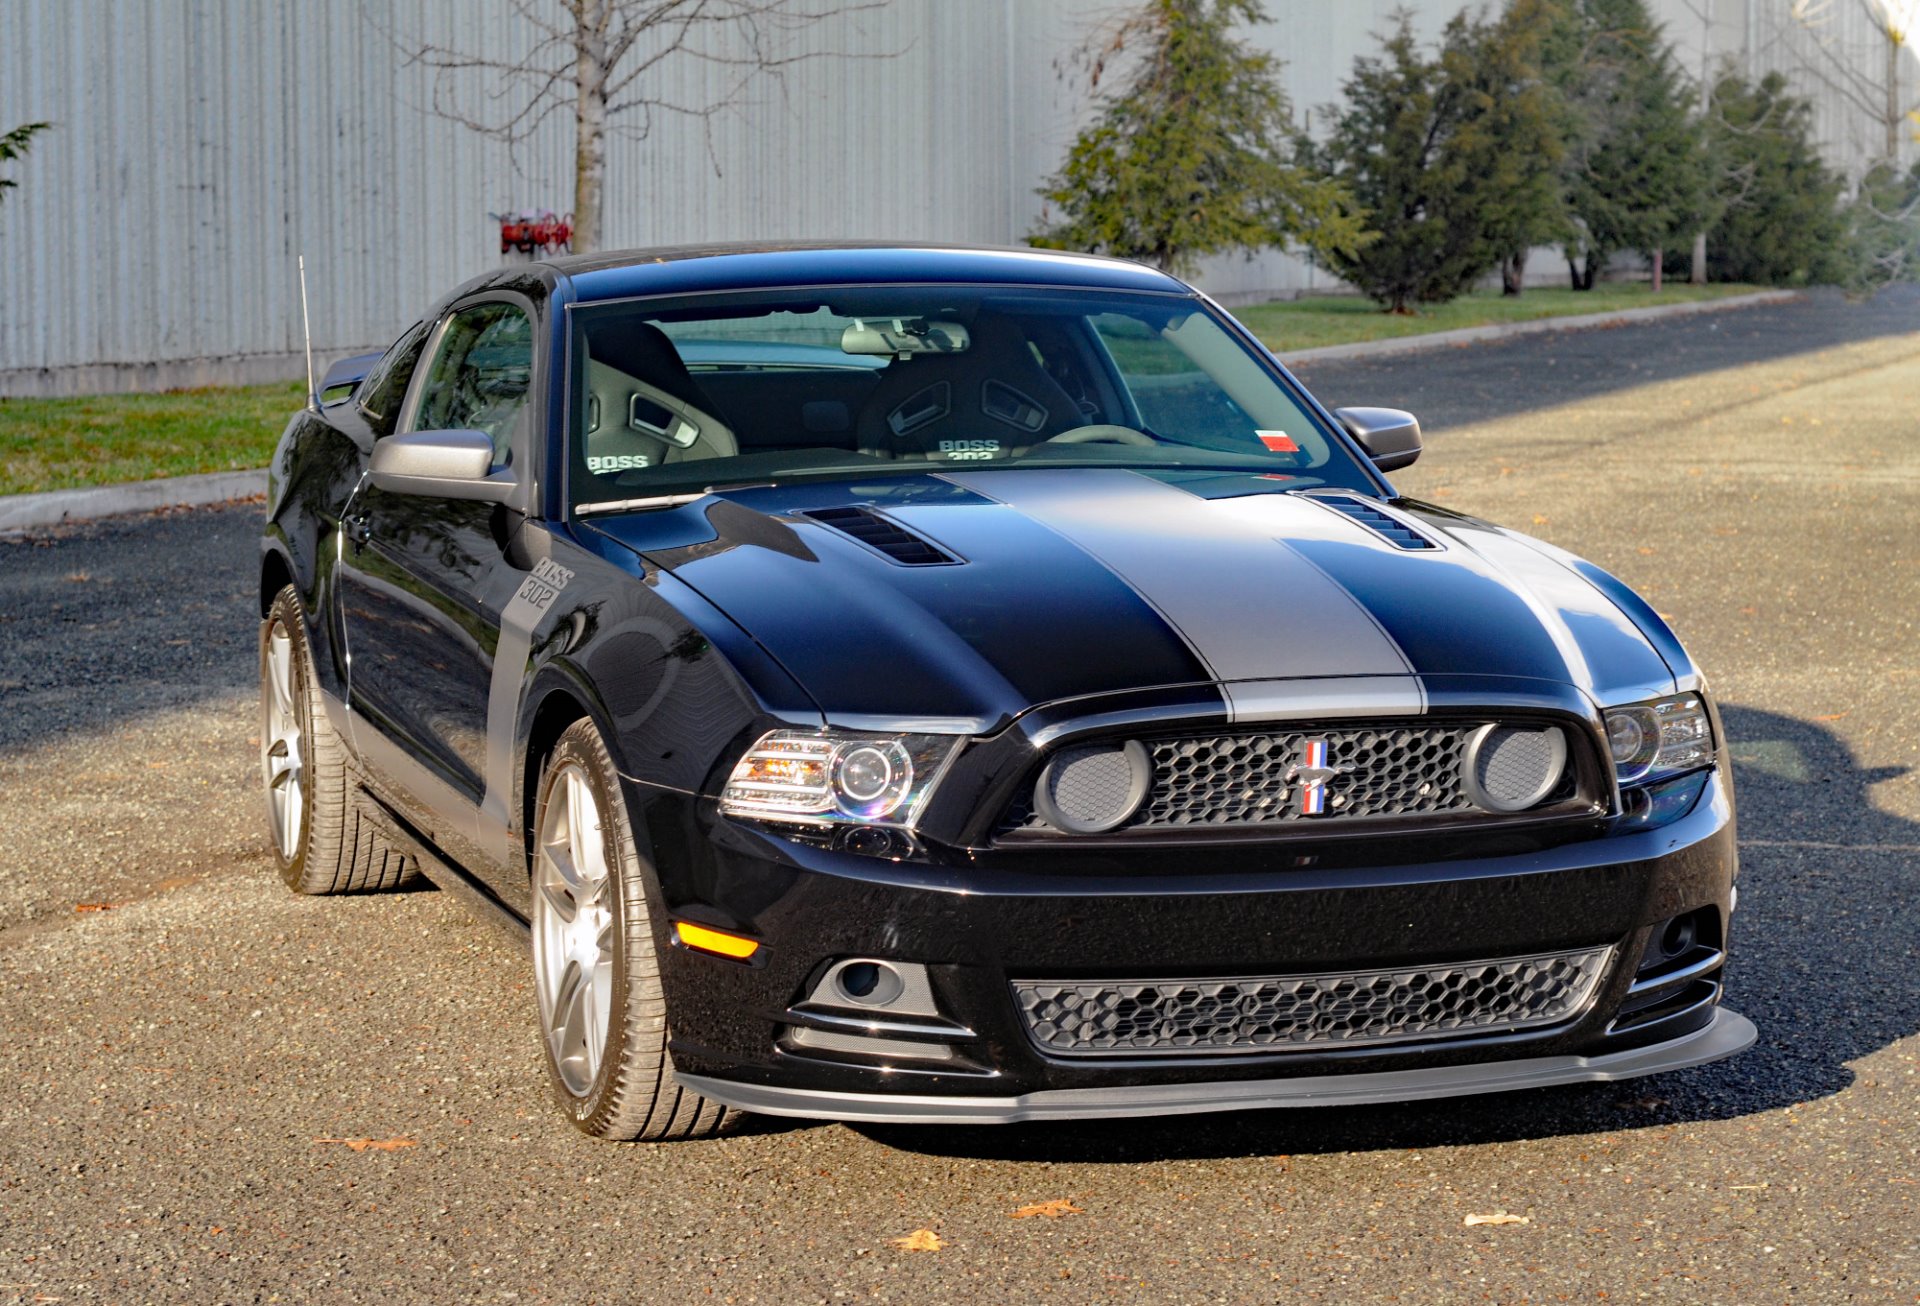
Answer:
[1013,946,1614,1056]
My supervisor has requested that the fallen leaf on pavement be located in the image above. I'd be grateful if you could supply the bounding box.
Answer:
[1010,1199,1083,1219]
[1464,1211,1531,1227]
[313,1137,417,1152]
[73,903,114,913]
[891,1229,945,1252]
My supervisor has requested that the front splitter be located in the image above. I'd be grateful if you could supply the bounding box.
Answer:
[677,1007,1757,1125]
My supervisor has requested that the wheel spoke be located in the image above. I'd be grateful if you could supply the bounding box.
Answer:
[537,870,578,925]
[550,957,597,1087]
[269,631,296,722]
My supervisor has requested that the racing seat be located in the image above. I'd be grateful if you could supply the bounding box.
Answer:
[852,312,1085,461]
[580,321,738,477]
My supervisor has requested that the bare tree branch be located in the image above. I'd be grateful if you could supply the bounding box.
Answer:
[381,0,901,252]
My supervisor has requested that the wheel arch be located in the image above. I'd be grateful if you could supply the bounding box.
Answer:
[259,544,297,618]
[516,663,635,882]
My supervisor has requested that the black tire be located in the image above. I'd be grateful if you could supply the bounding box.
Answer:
[531,718,738,1141]
[259,584,416,895]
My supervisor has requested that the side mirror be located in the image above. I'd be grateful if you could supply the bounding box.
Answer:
[1333,407,1423,472]
[369,429,517,503]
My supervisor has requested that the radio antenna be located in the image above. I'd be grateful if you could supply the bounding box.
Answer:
[297,254,318,411]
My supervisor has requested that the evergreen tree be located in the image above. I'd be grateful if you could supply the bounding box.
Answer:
[1308,11,1558,312]
[1032,0,1367,275]
[1461,0,1568,295]
[1704,70,1847,286]
[0,122,50,208]
[1843,160,1920,291]
[1547,0,1709,290]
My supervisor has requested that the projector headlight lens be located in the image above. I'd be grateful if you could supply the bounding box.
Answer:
[1604,693,1713,787]
[721,730,957,827]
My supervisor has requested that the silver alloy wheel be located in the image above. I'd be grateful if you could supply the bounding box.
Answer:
[263,621,305,861]
[533,761,616,1097]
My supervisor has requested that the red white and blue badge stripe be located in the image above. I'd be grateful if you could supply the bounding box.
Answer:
[1300,739,1329,815]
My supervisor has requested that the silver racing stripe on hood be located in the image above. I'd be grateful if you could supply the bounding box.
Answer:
[939,469,1424,721]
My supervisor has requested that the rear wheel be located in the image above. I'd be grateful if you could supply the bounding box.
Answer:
[259,584,415,894]
[531,718,735,1141]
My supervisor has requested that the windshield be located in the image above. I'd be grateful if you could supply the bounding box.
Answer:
[565,285,1377,508]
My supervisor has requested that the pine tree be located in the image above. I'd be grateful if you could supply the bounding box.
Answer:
[1032,0,1367,275]
[1308,11,1559,312]
[1547,0,1709,290]
[0,122,50,208]
[1459,0,1568,295]
[1705,70,1847,286]
[1844,160,1920,291]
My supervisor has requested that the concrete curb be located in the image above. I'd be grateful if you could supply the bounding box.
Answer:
[0,289,1804,532]
[0,469,268,533]
[1274,289,1802,367]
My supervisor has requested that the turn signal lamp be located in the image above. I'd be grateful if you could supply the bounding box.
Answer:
[675,921,760,960]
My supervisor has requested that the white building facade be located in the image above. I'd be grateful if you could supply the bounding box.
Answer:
[0,0,1910,396]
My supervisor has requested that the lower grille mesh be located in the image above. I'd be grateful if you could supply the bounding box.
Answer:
[1013,947,1613,1057]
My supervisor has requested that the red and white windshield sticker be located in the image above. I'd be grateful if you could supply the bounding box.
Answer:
[1256,430,1300,453]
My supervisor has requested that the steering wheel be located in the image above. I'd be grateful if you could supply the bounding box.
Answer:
[1043,424,1157,447]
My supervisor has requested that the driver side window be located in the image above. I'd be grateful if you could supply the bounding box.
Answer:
[407,302,534,468]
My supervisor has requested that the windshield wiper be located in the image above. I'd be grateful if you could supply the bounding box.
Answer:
[575,481,778,516]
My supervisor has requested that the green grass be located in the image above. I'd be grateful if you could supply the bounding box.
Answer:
[0,381,305,496]
[1239,282,1766,355]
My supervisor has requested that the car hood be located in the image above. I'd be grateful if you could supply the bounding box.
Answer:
[588,469,1684,733]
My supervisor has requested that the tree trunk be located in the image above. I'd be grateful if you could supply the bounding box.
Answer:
[1690,231,1706,284]
[571,6,610,255]
[1889,21,1904,163]
[1651,249,1663,293]
[1567,257,1582,290]
[1502,248,1528,296]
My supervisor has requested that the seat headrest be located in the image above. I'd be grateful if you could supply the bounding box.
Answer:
[582,321,707,413]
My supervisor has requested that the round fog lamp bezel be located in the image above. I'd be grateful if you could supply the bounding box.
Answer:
[1033,739,1153,834]
[1461,723,1568,813]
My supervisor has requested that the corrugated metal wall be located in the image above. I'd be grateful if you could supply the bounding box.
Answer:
[0,0,1116,394]
[2,1,1913,395]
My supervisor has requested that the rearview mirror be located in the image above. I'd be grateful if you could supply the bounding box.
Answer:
[369,429,518,503]
[1333,407,1423,472]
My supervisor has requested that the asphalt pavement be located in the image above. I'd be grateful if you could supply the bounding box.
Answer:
[2,289,1916,1304]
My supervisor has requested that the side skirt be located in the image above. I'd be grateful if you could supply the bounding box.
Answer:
[357,786,531,948]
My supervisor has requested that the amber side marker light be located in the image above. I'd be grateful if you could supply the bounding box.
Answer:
[675,921,761,960]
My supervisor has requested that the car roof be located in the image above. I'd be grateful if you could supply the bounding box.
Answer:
[537,241,1192,304]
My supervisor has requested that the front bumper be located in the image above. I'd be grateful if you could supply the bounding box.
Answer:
[681,1007,1755,1123]
[636,763,1744,1122]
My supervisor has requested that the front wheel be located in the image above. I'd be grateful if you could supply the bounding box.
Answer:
[530,718,736,1141]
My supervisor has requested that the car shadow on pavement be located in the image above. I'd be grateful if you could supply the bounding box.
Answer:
[855,703,1918,1164]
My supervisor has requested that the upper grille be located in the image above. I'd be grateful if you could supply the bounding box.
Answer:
[800,506,959,566]
[1013,946,1613,1057]
[1004,722,1497,834]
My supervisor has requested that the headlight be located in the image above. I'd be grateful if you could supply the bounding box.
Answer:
[1603,692,1713,786]
[720,729,959,827]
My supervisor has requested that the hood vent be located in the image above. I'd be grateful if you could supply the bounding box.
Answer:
[1313,494,1439,550]
[799,506,961,566]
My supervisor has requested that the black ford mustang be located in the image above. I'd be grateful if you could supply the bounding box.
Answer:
[258,243,1752,1140]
